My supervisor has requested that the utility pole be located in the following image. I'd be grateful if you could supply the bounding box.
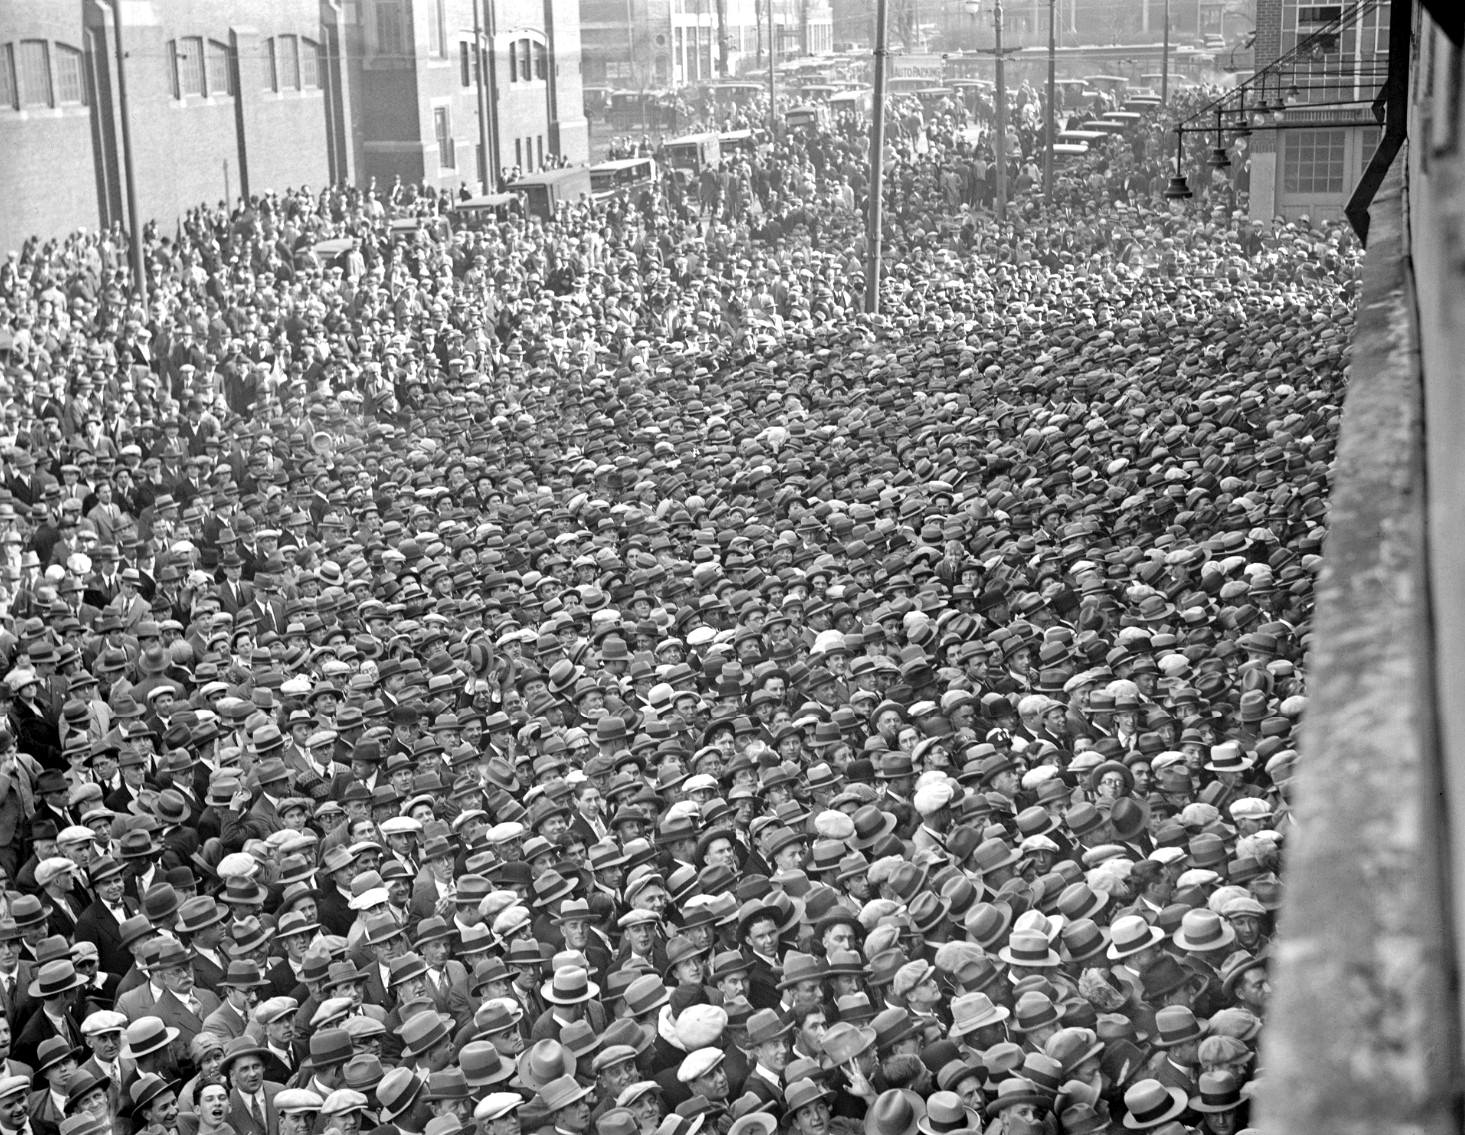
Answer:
[1043,0,1055,199]
[767,0,778,138]
[993,0,1007,222]
[716,0,729,74]
[1160,0,1170,105]
[110,0,146,303]
[473,0,491,189]
[863,0,890,313]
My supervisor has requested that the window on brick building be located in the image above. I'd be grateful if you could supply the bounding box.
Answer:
[435,105,455,168]
[0,46,15,111]
[18,40,51,107]
[533,41,547,80]
[519,38,533,81]
[376,1,406,54]
[172,36,205,98]
[207,40,234,96]
[509,41,518,81]
[279,34,300,89]
[54,45,84,105]
[429,0,448,58]
[302,38,321,88]
[460,42,472,86]
[1283,128,1347,194]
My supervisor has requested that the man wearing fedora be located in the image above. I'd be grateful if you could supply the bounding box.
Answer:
[736,904,785,1013]
[530,967,607,1045]
[34,860,81,941]
[148,939,220,1051]
[736,1009,791,1109]
[202,961,269,1043]
[15,960,86,1066]
[72,857,135,979]
[221,1036,283,1135]
[27,1036,76,1135]
[1140,1007,1205,1098]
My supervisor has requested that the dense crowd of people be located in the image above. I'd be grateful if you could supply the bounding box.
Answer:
[0,72,1356,1135]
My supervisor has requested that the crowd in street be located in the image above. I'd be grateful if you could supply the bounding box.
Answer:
[0,78,1357,1135]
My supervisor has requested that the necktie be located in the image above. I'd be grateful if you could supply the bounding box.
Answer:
[248,1093,263,1128]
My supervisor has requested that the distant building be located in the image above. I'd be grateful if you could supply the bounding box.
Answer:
[344,0,587,189]
[0,0,588,252]
[580,0,831,90]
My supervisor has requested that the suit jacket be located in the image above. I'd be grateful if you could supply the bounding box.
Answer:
[241,598,287,638]
[15,1007,82,1066]
[246,795,282,835]
[215,580,255,617]
[423,961,474,1029]
[408,874,447,927]
[316,889,354,937]
[113,981,159,1023]
[0,970,23,1025]
[191,948,228,996]
[43,895,78,940]
[27,1086,64,1135]
[156,986,221,1052]
[202,998,249,1041]
[226,1081,283,1135]
[737,1064,784,1109]
[78,1055,132,1118]
[744,955,782,1012]
[4,714,54,782]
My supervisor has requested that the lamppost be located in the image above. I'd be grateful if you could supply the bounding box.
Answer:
[469,9,492,190]
[1160,0,1171,105]
[1043,0,1055,199]
[767,0,778,138]
[110,0,146,302]
[864,0,892,312]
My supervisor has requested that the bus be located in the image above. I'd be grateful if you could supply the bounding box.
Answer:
[830,88,873,118]
[785,104,829,133]
[507,167,593,219]
[451,193,522,228]
[589,157,659,201]
[1099,110,1144,131]
[663,132,722,177]
[717,129,762,157]
[1085,74,1131,96]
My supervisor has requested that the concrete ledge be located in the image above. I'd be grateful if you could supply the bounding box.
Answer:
[1256,160,1460,1134]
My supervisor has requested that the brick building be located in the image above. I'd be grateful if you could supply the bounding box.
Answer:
[344,0,587,190]
[0,0,340,253]
[1245,0,1389,221]
[0,0,587,252]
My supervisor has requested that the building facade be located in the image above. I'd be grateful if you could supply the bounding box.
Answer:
[580,0,831,89]
[1246,0,1389,221]
[343,0,587,189]
[0,0,341,253]
[0,0,587,253]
